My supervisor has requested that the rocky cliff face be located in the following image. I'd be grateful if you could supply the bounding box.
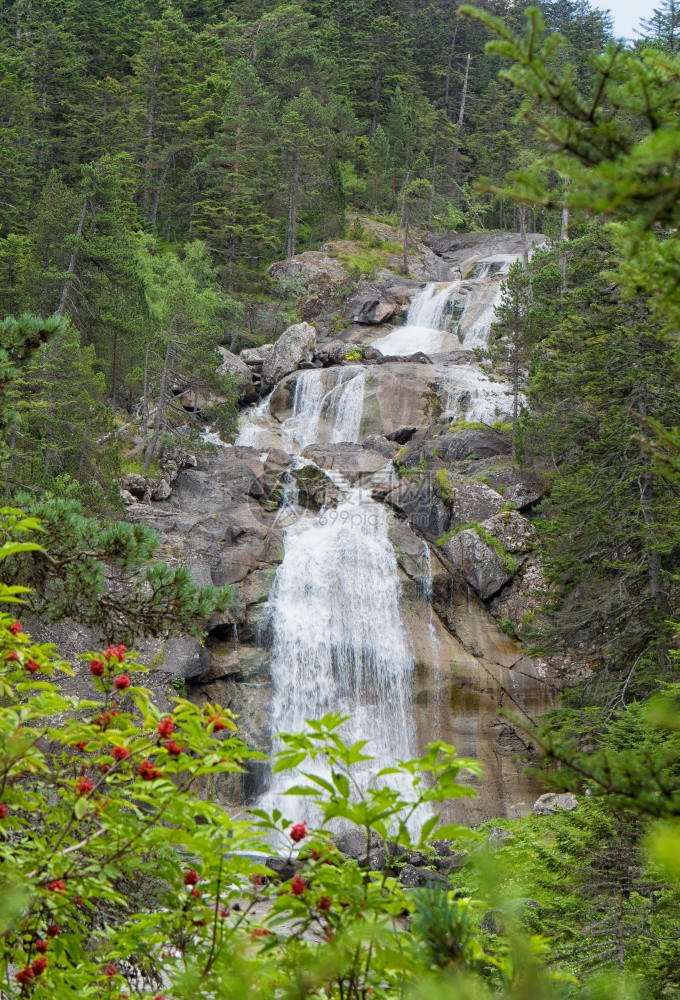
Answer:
[123,227,553,825]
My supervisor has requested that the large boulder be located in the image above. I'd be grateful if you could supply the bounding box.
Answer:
[433,428,511,463]
[301,442,387,477]
[261,322,317,392]
[465,457,543,510]
[533,793,578,816]
[217,347,258,403]
[346,281,398,325]
[294,464,341,509]
[440,526,515,599]
[481,510,538,554]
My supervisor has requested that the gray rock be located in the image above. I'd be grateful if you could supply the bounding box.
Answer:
[120,489,137,506]
[261,322,317,392]
[387,480,451,541]
[352,296,396,325]
[434,850,469,875]
[217,347,258,403]
[265,856,303,881]
[480,909,503,934]
[481,511,538,554]
[332,830,386,868]
[399,864,449,888]
[441,528,515,599]
[533,792,578,816]
[240,344,274,368]
[120,472,147,498]
[488,827,514,848]
[466,457,543,510]
[294,465,341,510]
[150,478,172,501]
[433,429,511,463]
[301,442,387,476]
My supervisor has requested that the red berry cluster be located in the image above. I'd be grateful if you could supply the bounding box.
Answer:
[158,716,174,738]
[138,760,163,781]
[104,644,126,662]
[207,713,229,732]
[290,874,307,896]
[76,776,94,797]
[290,820,308,843]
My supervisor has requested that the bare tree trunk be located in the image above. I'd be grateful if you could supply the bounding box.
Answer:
[57,197,88,317]
[144,321,175,473]
[3,427,16,500]
[519,204,529,267]
[451,53,471,174]
[285,152,299,259]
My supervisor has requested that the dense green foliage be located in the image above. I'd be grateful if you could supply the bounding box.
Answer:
[0,0,621,505]
[492,232,680,697]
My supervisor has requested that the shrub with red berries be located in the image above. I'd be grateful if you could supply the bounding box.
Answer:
[76,776,95,797]
[0,518,494,1000]
[31,956,48,976]
[14,966,35,985]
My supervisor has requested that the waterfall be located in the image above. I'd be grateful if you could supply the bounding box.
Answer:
[371,256,514,357]
[280,367,366,452]
[372,282,460,356]
[436,364,514,424]
[235,396,273,448]
[260,489,421,828]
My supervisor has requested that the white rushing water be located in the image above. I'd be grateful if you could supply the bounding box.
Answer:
[372,255,514,357]
[280,367,366,452]
[436,364,514,424]
[372,282,461,356]
[260,488,421,827]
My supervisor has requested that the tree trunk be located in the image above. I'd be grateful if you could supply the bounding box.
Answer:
[285,151,299,259]
[57,197,88,317]
[519,204,529,267]
[451,53,471,174]
[144,321,175,473]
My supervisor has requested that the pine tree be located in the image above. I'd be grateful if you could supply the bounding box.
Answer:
[638,0,680,52]
[139,239,241,470]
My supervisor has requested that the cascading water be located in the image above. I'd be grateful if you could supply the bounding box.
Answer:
[372,255,514,357]
[281,367,366,452]
[372,282,461,356]
[259,488,422,827]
